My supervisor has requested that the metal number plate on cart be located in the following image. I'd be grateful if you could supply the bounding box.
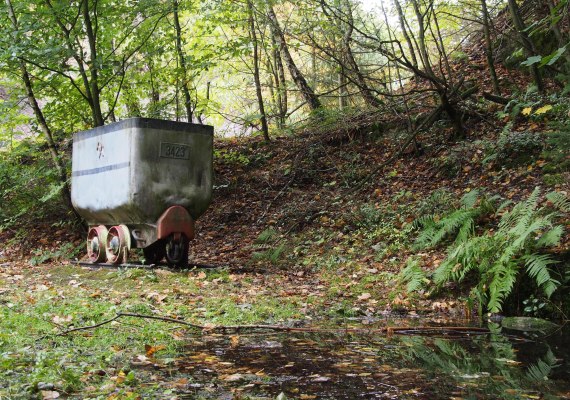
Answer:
[160,142,190,160]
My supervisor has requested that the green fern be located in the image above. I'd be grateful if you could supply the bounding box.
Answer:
[526,349,558,382]
[546,191,570,213]
[413,190,498,250]
[524,254,560,297]
[413,187,565,313]
[400,258,428,292]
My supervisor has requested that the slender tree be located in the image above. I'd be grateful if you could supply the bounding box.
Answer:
[173,0,194,122]
[480,0,501,94]
[266,4,321,111]
[4,0,74,212]
[247,0,270,141]
[507,0,544,92]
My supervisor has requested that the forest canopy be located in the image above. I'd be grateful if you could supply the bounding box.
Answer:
[0,0,568,221]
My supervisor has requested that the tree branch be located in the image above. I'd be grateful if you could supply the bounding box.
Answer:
[54,311,490,336]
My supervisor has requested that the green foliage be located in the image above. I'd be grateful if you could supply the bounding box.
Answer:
[255,228,279,244]
[412,189,497,250]
[0,139,67,229]
[484,127,543,168]
[542,121,570,176]
[410,188,565,313]
[546,191,570,213]
[400,257,429,292]
[415,188,456,217]
[354,203,383,228]
[522,295,546,317]
[214,148,251,166]
[526,349,559,382]
[29,242,82,266]
[252,244,286,265]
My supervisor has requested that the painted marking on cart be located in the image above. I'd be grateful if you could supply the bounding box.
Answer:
[160,142,190,160]
[72,162,131,177]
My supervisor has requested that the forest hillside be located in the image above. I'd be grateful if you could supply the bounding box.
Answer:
[0,0,569,397]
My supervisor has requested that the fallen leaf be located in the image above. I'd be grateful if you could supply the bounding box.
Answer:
[111,371,127,384]
[202,322,216,331]
[145,344,166,357]
[522,107,532,116]
[52,315,72,324]
[534,105,552,115]
[41,391,60,399]
[222,373,244,382]
[357,293,371,301]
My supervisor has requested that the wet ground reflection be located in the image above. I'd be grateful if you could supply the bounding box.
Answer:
[137,321,570,399]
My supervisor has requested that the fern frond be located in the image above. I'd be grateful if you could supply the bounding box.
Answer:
[412,188,564,313]
[455,218,475,244]
[479,194,501,215]
[524,254,560,297]
[546,191,570,213]
[454,236,493,281]
[412,214,436,230]
[486,261,518,313]
[536,225,563,248]
[510,217,552,252]
[500,187,541,230]
[431,208,480,245]
[433,258,456,286]
[496,199,514,214]
[400,258,428,292]
[460,189,480,209]
[526,349,558,381]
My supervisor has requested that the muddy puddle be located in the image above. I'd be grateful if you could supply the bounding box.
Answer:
[135,320,570,399]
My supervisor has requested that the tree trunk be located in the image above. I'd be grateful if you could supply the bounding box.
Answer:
[173,0,194,122]
[44,0,104,127]
[272,34,288,126]
[394,0,419,69]
[410,0,436,79]
[247,0,270,141]
[480,0,501,94]
[339,67,348,109]
[339,0,381,108]
[507,0,544,92]
[82,0,104,126]
[266,5,321,111]
[5,0,77,217]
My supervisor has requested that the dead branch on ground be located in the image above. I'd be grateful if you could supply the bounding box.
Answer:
[54,311,490,337]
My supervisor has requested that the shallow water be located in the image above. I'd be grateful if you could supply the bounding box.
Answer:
[140,320,570,399]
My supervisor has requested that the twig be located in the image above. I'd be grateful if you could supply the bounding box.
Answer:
[54,312,490,337]
[55,314,122,336]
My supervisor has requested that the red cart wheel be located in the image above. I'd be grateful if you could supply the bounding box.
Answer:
[106,225,131,264]
[86,225,108,263]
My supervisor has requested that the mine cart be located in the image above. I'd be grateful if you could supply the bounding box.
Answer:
[71,118,213,267]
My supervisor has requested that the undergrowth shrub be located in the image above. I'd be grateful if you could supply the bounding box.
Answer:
[0,140,68,230]
[401,188,567,314]
[484,128,543,168]
[415,188,456,217]
[252,229,287,265]
[542,121,570,174]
